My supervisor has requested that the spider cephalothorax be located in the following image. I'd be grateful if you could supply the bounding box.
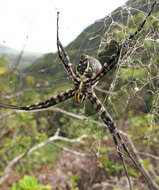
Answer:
[0,2,156,190]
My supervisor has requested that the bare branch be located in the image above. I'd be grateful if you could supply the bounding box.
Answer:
[95,86,116,95]
[2,86,57,99]
[119,130,159,190]
[50,142,93,157]
[0,131,87,185]
[137,152,159,161]
[0,106,158,189]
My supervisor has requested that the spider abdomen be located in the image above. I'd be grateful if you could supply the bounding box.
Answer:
[76,55,102,79]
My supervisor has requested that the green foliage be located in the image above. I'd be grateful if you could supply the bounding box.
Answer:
[130,114,153,137]
[128,12,145,28]
[97,40,120,64]
[98,147,139,178]
[11,175,51,190]
[142,158,153,171]
[28,144,60,167]
[127,167,139,178]
[99,154,123,177]
[26,76,35,87]
[0,54,8,66]
[120,68,147,82]
[0,54,8,74]
[68,172,81,190]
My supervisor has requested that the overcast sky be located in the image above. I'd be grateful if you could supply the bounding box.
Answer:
[0,0,128,53]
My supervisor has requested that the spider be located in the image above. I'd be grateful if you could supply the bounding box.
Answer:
[0,2,156,190]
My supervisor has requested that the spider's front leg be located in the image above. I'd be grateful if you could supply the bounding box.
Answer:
[87,90,153,190]
[57,12,79,84]
[128,1,156,41]
[0,88,76,111]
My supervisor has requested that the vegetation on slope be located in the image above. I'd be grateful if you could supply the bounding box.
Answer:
[0,0,159,189]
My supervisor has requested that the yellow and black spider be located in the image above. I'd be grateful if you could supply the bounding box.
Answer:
[0,2,156,190]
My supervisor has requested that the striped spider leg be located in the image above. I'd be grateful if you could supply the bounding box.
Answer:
[57,12,80,84]
[128,1,156,41]
[0,13,81,112]
[84,2,156,189]
[87,89,152,190]
[0,87,76,111]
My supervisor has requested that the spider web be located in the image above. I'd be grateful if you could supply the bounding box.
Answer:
[68,0,159,138]
[61,1,159,187]
[74,1,159,188]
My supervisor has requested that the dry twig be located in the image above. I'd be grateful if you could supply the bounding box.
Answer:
[0,130,87,185]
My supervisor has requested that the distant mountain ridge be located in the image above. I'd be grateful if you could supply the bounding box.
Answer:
[0,44,18,54]
[0,44,42,69]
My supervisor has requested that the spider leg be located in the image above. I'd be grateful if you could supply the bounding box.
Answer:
[87,90,153,190]
[86,1,156,86]
[57,12,80,84]
[127,1,156,41]
[0,88,76,111]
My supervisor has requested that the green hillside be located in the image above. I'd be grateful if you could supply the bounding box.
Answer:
[25,0,159,85]
[0,44,42,69]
